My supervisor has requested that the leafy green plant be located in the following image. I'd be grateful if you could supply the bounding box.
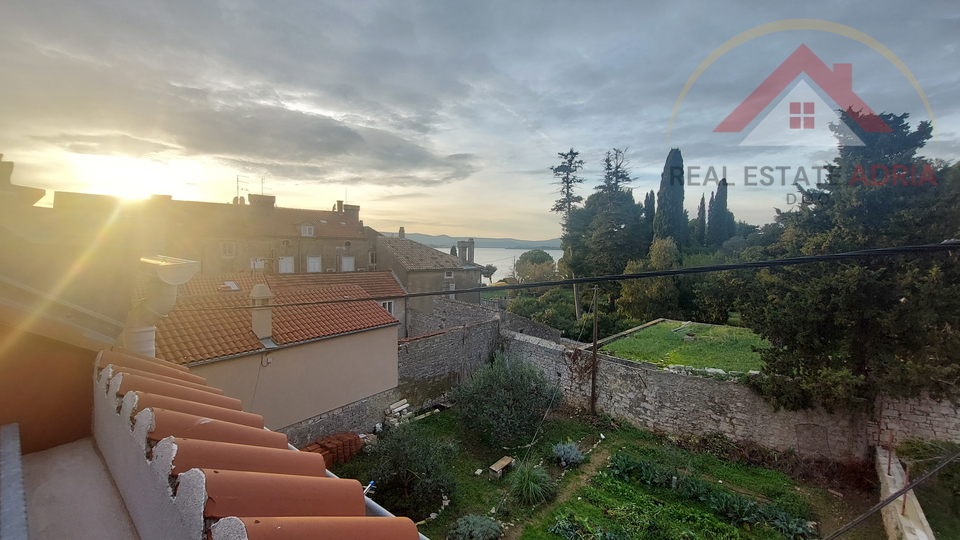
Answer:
[369,423,458,521]
[446,514,503,540]
[508,462,557,506]
[451,352,560,447]
[552,442,584,468]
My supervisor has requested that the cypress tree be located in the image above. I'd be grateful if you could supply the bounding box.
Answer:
[653,148,685,244]
[694,195,706,246]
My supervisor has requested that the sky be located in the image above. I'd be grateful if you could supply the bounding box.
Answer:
[2,1,958,240]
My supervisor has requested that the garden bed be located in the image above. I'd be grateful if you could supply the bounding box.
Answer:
[331,409,884,540]
[601,320,769,372]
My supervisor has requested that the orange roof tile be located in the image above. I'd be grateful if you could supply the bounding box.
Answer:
[95,349,420,540]
[155,284,398,365]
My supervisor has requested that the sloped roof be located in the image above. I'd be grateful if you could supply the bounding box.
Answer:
[171,271,405,299]
[257,206,365,239]
[267,271,406,298]
[155,283,398,365]
[378,237,467,271]
[95,347,420,539]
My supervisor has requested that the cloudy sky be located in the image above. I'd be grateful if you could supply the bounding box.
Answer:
[2,1,958,240]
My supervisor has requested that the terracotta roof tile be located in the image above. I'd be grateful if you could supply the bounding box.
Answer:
[97,350,207,385]
[116,371,243,410]
[169,438,326,476]
[155,284,398,365]
[147,408,289,449]
[379,236,468,271]
[201,469,365,518]
[95,350,421,540]
[129,391,263,428]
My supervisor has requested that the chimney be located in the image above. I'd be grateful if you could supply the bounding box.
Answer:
[398,227,405,239]
[250,284,274,339]
[336,200,344,213]
[466,238,475,264]
[833,63,852,90]
[457,240,468,264]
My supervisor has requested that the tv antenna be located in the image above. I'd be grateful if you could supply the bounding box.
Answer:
[236,174,249,203]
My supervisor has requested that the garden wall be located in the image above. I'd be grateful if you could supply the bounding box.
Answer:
[398,319,500,406]
[407,298,498,337]
[505,330,873,460]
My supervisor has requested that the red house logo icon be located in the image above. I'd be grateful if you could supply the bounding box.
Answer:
[715,45,891,146]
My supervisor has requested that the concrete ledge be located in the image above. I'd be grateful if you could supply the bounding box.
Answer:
[875,446,936,540]
[1,423,28,540]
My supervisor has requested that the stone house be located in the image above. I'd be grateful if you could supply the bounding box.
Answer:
[372,228,482,313]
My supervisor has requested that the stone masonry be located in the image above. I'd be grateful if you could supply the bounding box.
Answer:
[504,330,960,460]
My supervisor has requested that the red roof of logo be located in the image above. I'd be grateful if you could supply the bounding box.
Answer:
[714,44,891,134]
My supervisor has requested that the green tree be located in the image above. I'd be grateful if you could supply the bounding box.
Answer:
[738,112,960,410]
[450,245,457,257]
[370,423,458,520]
[597,148,632,193]
[694,194,707,246]
[706,178,735,246]
[550,148,585,216]
[653,148,686,244]
[514,249,557,287]
[452,353,560,447]
[617,238,682,321]
[480,264,497,284]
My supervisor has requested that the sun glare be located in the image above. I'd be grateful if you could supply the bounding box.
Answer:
[64,153,214,201]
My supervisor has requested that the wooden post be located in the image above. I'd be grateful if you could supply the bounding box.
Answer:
[901,463,910,516]
[590,287,599,415]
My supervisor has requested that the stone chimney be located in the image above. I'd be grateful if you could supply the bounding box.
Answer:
[466,238,475,264]
[336,200,344,213]
[250,284,274,339]
[398,227,405,239]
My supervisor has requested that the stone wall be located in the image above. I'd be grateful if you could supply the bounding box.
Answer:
[870,395,960,447]
[504,331,871,460]
[500,311,562,342]
[280,386,401,448]
[398,319,500,406]
[407,297,498,337]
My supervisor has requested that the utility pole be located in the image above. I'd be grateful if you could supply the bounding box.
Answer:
[590,286,599,415]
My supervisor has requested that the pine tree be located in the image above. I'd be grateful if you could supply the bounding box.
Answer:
[597,148,632,193]
[653,148,685,244]
[643,190,655,226]
[706,179,735,246]
[550,148,585,217]
[450,245,457,256]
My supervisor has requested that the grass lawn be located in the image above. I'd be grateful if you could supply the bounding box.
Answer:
[896,440,960,539]
[601,321,768,372]
[482,288,509,299]
[332,409,884,540]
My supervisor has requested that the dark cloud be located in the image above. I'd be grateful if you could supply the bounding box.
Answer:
[1,0,958,232]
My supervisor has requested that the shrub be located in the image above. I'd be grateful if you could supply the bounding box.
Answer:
[509,462,557,506]
[370,423,457,521]
[552,442,584,468]
[451,353,560,447]
[447,514,503,540]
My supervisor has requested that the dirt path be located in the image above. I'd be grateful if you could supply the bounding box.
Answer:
[503,445,612,540]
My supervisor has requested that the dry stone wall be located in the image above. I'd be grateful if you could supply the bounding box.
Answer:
[408,298,498,337]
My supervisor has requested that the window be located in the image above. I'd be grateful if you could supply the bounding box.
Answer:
[444,270,454,279]
[447,282,455,299]
[249,258,265,270]
[307,256,322,273]
[278,256,294,273]
[341,255,355,272]
[369,252,377,265]
[380,300,394,315]
[789,102,815,129]
[220,241,236,258]
[301,225,314,236]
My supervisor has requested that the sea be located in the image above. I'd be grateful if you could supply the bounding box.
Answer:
[433,246,564,283]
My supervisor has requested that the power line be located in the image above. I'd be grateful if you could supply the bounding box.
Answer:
[823,447,960,539]
[178,241,959,312]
